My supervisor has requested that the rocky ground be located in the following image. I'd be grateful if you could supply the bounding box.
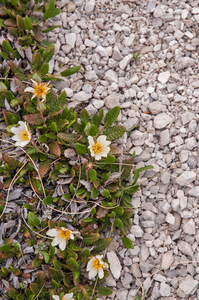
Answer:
[45,0,199,298]
[3,0,199,299]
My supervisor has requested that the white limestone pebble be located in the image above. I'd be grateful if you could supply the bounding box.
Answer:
[148,101,163,114]
[179,276,198,295]
[158,71,170,84]
[107,251,122,280]
[183,219,195,235]
[154,113,172,129]
[161,252,174,270]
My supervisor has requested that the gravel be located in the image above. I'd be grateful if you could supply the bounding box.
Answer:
[2,0,199,299]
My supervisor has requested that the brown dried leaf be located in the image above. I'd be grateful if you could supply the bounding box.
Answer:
[96,207,108,219]
[23,113,43,125]
[39,159,50,177]
[49,140,61,157]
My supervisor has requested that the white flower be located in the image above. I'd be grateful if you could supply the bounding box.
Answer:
[52,293,74,300]
[46,227,74,251]
[87,255,109,279]
[10,121,31,147]
[88,135,111,160]
[24,79,51,102]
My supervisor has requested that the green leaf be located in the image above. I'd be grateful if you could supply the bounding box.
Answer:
[9,62,26,81]
[80,109,89,124]
[91,187,99,199]
[30,283,40,295]
[104,106,120,128]
[42,44,54,63]
[48,91,66,116]
[120,157,134,181]
[91,108,104,128]
[93,238,112,253]
[82,233,100,245]
[43,195,53,205]
[28,212,40,227]
[102,171,111,181]
[24,16,33,30]
[114,206,124,215]
[39,63,49,76]
[42,25,61,33]
[67,257,79,269]
[0,81,8,92]
[75,143,87,155]
[60,65,81,77]
[49,267,63,282]
[88,169,97,182]
[103,189,110,198]
[114,218,124,229]
[0,244,11,253]
[81,248,90,258]
[16,15,24,32]
[31,51,43,72]
[2,40,13,54]
[103,125,126,141]
[122,237,134,249]
[97,286,113,296]
[102,154,117,164]
[44,0,61,20]
[88,124,97,136]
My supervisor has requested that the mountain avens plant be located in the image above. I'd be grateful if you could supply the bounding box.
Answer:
[0,0,152,299]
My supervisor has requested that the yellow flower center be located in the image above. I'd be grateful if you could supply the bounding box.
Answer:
[92,142,103,154]
[21,130,29,141]
[93,258,102,270]
[58,228,71,240]
[35,83,46,97]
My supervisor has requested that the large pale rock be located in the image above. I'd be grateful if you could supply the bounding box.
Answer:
[161,252,174,270]
[179,276,198,295]
[154,113,172,129]
[104,94,120,108]
[107,251,122,280]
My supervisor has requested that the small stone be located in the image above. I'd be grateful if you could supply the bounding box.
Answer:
[85,70,98,81]
[154,113,172,129]
[188,186,199,197]
[185,137,197,150]
[92,99,104,109]
[112,46,123,61]
[130,263,142,277]
[158,201,171,213]
[140,245,149,261]
[121,272,133,288]
[183,219,195,235]
[166,213,175,225]
[72,91,92,101]
[174,57,195,71]
[176,171,196,186]
[174,94,187,102]
[104,94,120,109]
[140,262,154,273]
[161,252,174,270]
[95,45,107,57]
[158,71,170,84]
[143,277,152,292]
[130,225,143,237]
[179,276,198,295]
[181,112,195,125]
[148,101,163,114]
[104,70,118,83]
[85,0,95,13]
[169,212,181,231]
[84,38,96,47]
[62,87,73,98]
[105,273,116,287]
[147,1,156,13]
[119,54,133,70]
[153,5,165,18]
[160,129,170,146]
[160,282,171,297]
[179,150,189,163]
[68,2,76,13]
[65,33,76,48]
[178,241,193,257]
[107,251,122,280]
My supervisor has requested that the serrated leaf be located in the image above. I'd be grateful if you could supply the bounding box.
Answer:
[41,251,49,263]
[3,110,19,125]
[104,106,120,128]
[39,159,50,177]
[60,65,81,77]
[93,238,111,253]
[24,15,33,31]
[28,212,40,227]
[82,233,100,245]
[80,109,89,124]
[122,236,134,249]
[9,62,26,81]
[39,63,49,76]
[23,113,43,125]
[49,140,61,157]
[4,18,16,27]
[49,267,63,282]
[2,40,13,54]
[43,44,54,63]
[88,124,97,136]
[103,125,126,141]
[30,283,40,295]
[120,157,134,181]
[2,154,19,170]
[97,287,112,296]
[31,51,43,72]
[75,143,87,155]
[16,15,25,32]
[91,108,103,128]
[44,0,61,20]
[8,27,18,37]
[0,81,8,92]
[48,91,66,116]
[81,248,90,258]
[37,271,46,286]
[58,132,77,143]
[0,244,11,252]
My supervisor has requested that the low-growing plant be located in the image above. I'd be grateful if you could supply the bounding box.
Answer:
[0,0,153,299]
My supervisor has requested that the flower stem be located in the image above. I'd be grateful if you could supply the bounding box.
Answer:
[37,97,46,126]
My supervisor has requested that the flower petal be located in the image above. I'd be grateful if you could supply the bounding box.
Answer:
[51,236,62,247]
[89,268,97,279]
[46,229,58,237]
[24,87,34,93]
[62,293,74,300]
[15,140,30,147]
[98,268,104,279]
[52,296,60,300]
[87,258,94,271]
[59,239,67,251]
